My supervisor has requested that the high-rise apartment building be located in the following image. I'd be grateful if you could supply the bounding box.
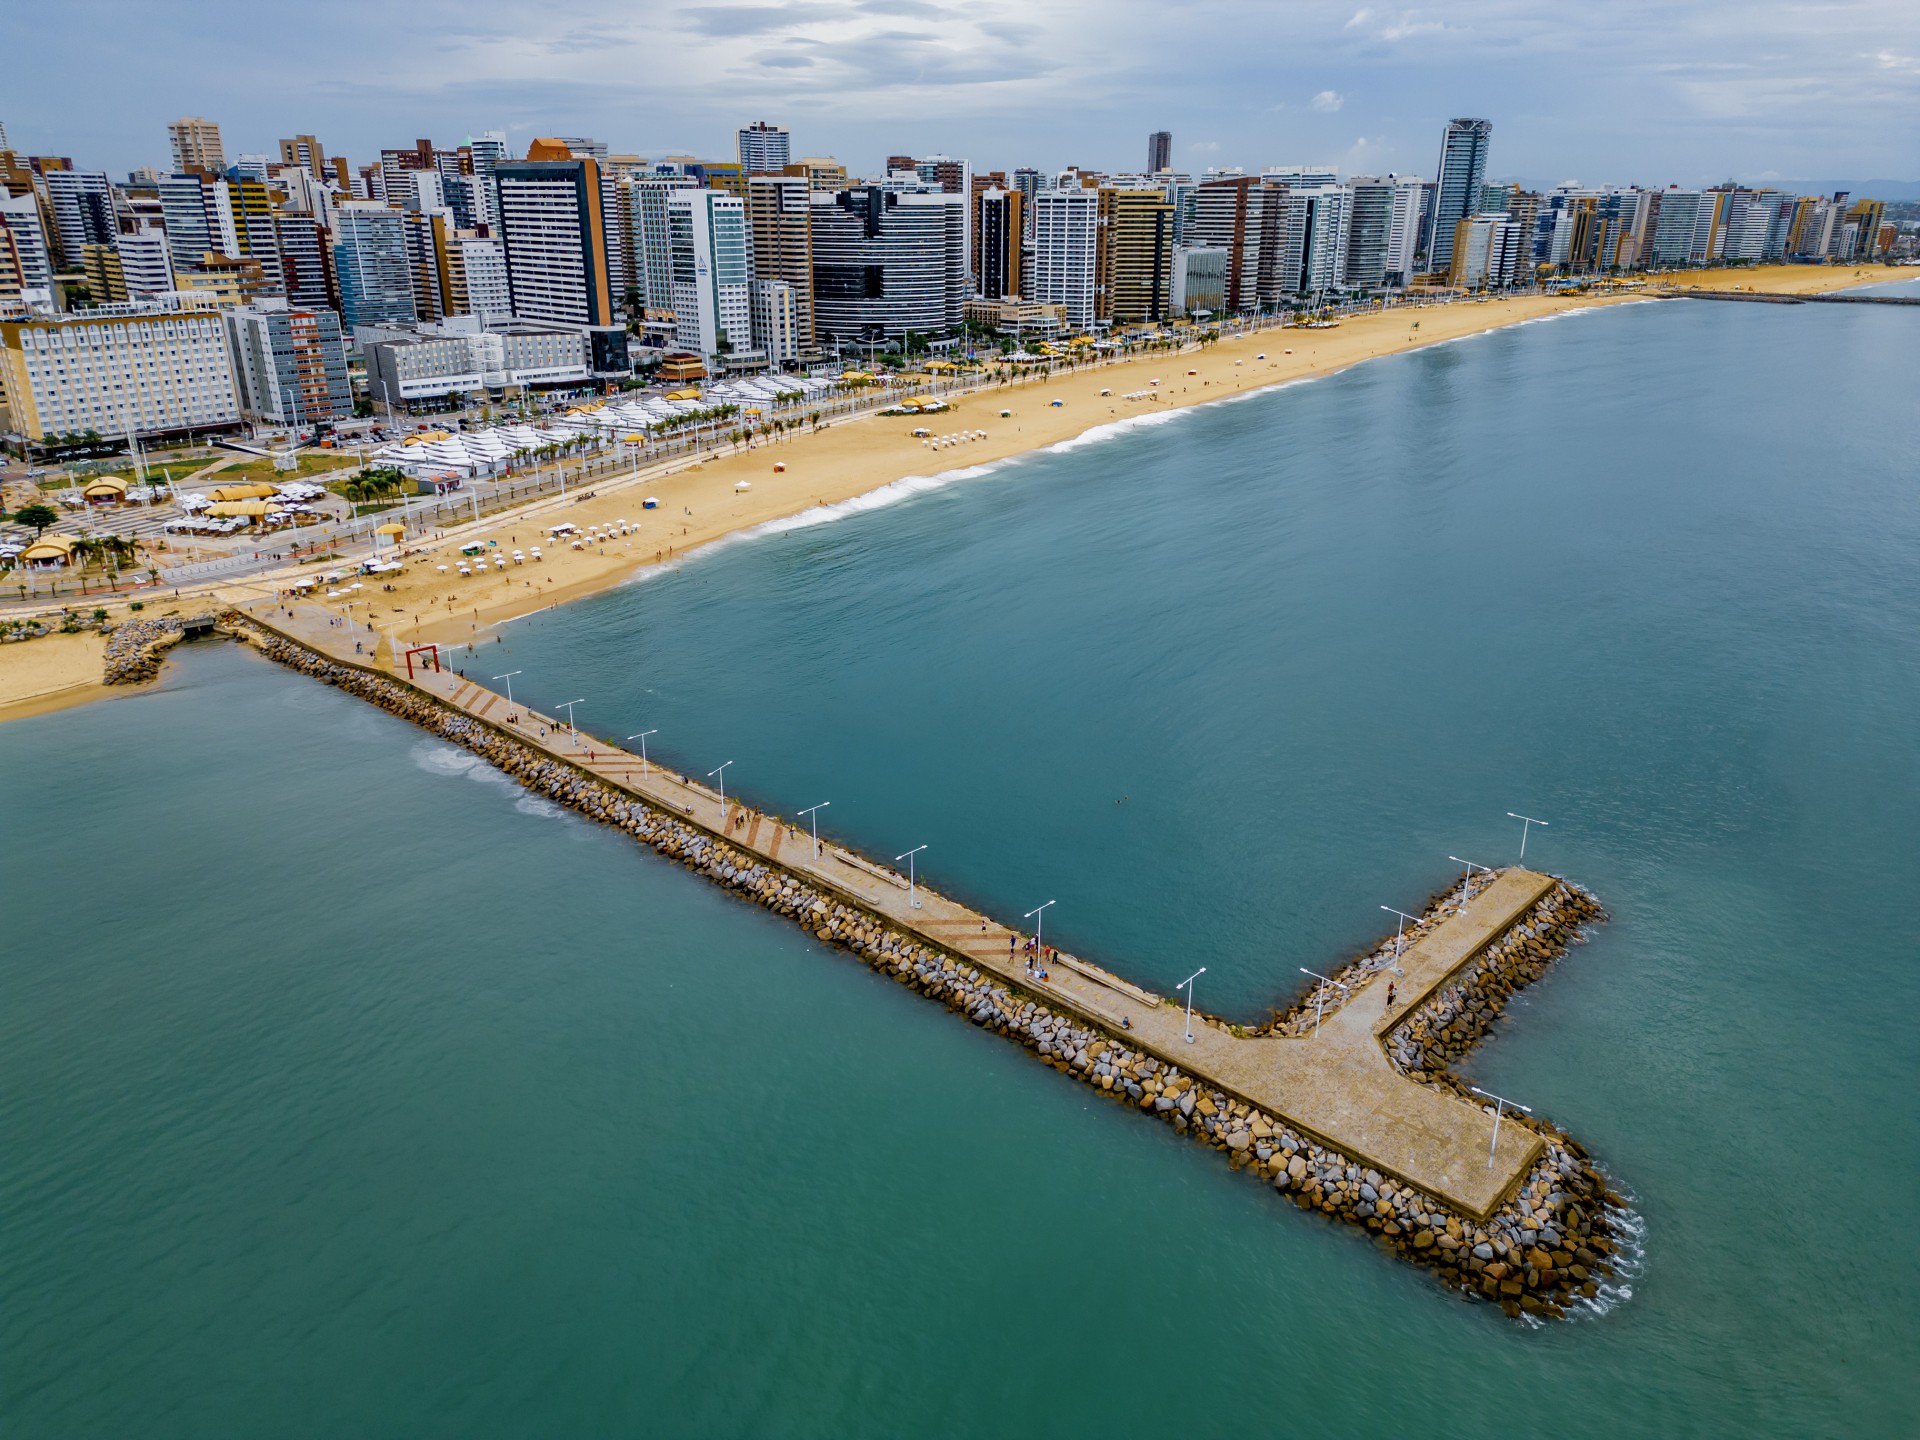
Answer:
[278,134,331,179]
[43,169,115,268]
[1147,131,1172,174]
[746,174,815,349]
[157,171,240,272]
[168,117,226,175]
[223,302,352,423]
[808,185,967,344]
[0,304,241,441]
[0,191,55,309]
[1428,118,1492,272]
[116,227,176,299]
[1345,177,1397,290]
[1188,176,1271,311]
[628,173,698,314]
[453,235,513,322]
[1097,187,1174,324]
[1026,186,1098,329]
[667,189,754,362]
[1383,176,1426,286]
[332,202,416,329]
[974,186,1023,299]
[737,122,792,174]
[468,131,509,232]
[1272,184,1352,298]
[1648,189,1702,266]
[272,213,333,313]
[787,157,848,191]
[493,150,614,327]
[1448,213,1522,289]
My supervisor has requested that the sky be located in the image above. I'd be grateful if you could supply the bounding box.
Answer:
[9,0,1918,188]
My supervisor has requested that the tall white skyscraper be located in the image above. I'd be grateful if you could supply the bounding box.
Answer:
[667,189,754,361]
[1384,176,1426,286]
[737,121,792,174]
[1429,118,1492,272]
[116,227,176,298]
[628,174,699,314]
[455,236,513,323]
[468,131,509,232]
[0,190,56,309]
[1026,187,1098,329]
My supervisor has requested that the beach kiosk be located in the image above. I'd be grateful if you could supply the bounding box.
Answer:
[20,535,79,569]
[82,476,130,506]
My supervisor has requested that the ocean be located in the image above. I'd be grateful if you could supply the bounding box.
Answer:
[4,287,1916,1435]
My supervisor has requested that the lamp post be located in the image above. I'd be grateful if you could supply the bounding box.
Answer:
[708,760,733,821]
[626,729,657,775]
[1299,967,1346,1036]
[1507,811,1549,862]
[493,670,521,714]
[1449,855,1493,914]
[1176,966,1207,1043]
[895,844,927,908]
[798,801,830,855]
[1380,906,1418,976]
[1024,899,1056,960]
[559,697,585,736]
[1469,1085,1532,1170]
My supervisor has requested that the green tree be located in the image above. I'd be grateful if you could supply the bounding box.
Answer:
[14,503,57,534]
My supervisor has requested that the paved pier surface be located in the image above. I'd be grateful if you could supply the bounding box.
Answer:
[249,602,1553,1217]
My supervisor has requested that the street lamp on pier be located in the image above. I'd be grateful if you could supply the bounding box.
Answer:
[798,801,830,855]
[1024,899,1056,959]
[708,760,733,821]
[1507,812,1549,862]
[1299,967,1347,1036]
[1469,1085,1532,1170]
[1448,855,1493,914]
[493,670,520,715]
[895,844,927,908]
[1176,966,1207,1043]
[559,698,586,736]
[1380,906,1418,976]
[626,730,657,775]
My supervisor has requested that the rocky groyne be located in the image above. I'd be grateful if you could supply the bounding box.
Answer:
[223,611,1630,1321]
[102,616,185,685]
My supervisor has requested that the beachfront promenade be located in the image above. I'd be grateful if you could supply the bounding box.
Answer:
[249,598,1556,1217]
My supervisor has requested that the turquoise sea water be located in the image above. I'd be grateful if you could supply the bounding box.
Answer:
[4,290,1917,1435]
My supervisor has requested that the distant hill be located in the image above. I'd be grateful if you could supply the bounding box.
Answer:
[1794,181,1920,202]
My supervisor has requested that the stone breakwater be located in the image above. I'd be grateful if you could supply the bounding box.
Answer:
[1386,881,1607,1085]
[102,616,185,686]
[222,612,1629,1321]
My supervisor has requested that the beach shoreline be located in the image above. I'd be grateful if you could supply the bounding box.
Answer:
[0,262,1902,721]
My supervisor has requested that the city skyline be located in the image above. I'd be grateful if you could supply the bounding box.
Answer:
[7,1,1917,186]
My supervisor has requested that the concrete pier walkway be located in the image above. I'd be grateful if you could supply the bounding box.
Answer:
[248,601,1555,1217]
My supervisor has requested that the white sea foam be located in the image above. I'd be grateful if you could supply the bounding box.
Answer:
[412,739,564,819]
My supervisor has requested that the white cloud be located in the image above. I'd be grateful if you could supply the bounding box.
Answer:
[1310,90,1344,112]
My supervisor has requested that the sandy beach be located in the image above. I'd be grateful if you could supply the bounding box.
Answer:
[0,629,109,723]
[0,261,1900,719]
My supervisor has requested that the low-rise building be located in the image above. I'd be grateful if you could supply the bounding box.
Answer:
[962,296,1067,338]
[360,317,590,408]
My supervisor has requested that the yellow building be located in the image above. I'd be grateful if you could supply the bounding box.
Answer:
[1097,187,1175,324]
[0,304,240,443]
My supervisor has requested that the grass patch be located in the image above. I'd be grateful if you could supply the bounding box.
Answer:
[217,453,363,483]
